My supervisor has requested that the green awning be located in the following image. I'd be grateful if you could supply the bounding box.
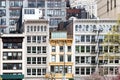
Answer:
[0,74,24,79]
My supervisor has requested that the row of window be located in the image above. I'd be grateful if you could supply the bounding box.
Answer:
[75,67,95,75]
[27,46,47,54]
[27,57,46,64]
[75,45,119,53]
[75,35,104,43]
[47,1,65,7]
[10,10,20,17]
[28,1,45,8]
[24,9,35,14]
[27,36,47,43]
[9,1,23,7]
[75,25,112,32]
[51,55,71,62]
[75,56,119,64]
[75,67,118,75]
[51,46,71,52]
[47,9,65,16]
[3,52,22,60]
[3,63,22,70]
[3,43,22,49]
[27,25,47,32]
[27,68,46,75]
[50,66,72,73]
[49,18,62,26]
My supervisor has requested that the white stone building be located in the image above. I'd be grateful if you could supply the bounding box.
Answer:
[0,34,25,80]
[23,19,49,80]
[73,19,120,80]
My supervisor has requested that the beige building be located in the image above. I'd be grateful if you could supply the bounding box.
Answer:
[46,32,74,80]
[97,0,120,19]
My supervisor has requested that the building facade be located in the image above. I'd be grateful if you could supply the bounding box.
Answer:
[0,0,66,33]
[24,19,49,80]
[70,0,97,19]
[0,34,25,80]
[73,19,120,80]
[47,32,74,80]
[97,0,120,19]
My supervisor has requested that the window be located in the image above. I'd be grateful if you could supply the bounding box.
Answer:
[81,46,85,52]
[27,47,31,53]
[86,46,90,52]
[67,55,71,62]
[52,46,56,52]
[0,18,6,25]
[51,55,56,62]
[81,68,85,75]
[60,55,63,62]
[91,46,95,53]
[27,57,31,64]
[3,52,22,60]
[75,67,79,74]
[42,36,46,42]
[104,46,108,52]
[37,36,41,43]
[32,36,36,43]
[42,69,46,75]
[86,35,90,42]
[91,35,96,43]
[75,46,80,53]
[81,35,85,42]
[37,57,41,64]
[68,66,72,73]
[32,69,36,75]
[67,46,71,52]
[107,0,109,12]
[42,46,46,53]
[55,66,59,73]
[114,0,116,7]
[37,46,41,54]
[0,1,6,7]
[86,67,90,75]
[75,57,79,64]
[28,1,36,7]
[32,57,36,64]
[27,36,31,43]
[27,69,31,75]
[37,0,45,7]
[60,46,64,52]
[0,9,6,16]
[37,69,41,75]
[24,9,35,14]
[3,63,22,70]
[42,57,46,64]
[91,56,96,64]
[81,57,85,63]
[32,47,36,53]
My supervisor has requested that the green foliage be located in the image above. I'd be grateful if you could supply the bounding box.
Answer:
[69,78,74,80]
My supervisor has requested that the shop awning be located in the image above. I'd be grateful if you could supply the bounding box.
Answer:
[0,74,24,79]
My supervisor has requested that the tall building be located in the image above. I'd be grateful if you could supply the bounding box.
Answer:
[97,0,120,19]
[73,19,119,80]
[0,0,66,33]
[70,0,97,19]
[46,31,74,80]
[0,34,25,80]
[24,19,49,80]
